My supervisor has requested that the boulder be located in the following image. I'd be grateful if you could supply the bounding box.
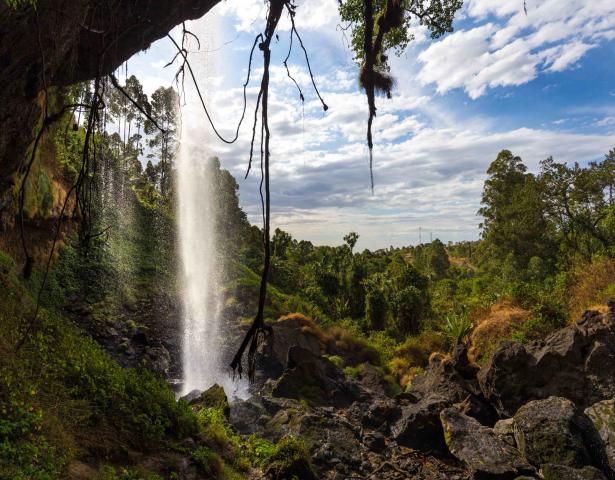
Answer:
[440,407,533,479]
[144,345,170,375]
[479,307,615,416]
[391,345,492,451]
[512,397,593,468]
[271,345,362,407]
[541,464,607,480]
[392,394,455,451]
[254,314,323,384]
[187,384,230,418]
[494,418,516,447]
[265,407,363,476]
[360,398,400,432]
[180,389,203,403]
[585,399,615,472]
[229,397,268,435]
[354,363,395,397]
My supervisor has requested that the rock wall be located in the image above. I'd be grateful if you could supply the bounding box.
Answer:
[0,0,220,229]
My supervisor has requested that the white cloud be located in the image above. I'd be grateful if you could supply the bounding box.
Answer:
[176,51,615,249]
[418,0,615,98]
[132,3,615,250]
[595,116,615,127]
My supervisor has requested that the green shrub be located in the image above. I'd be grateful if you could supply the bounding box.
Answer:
[263,436,316,480]
[442,310,473,344]
[244,436,277,467]
[0,250,15,274]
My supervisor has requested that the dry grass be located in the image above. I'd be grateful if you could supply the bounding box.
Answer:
[387,331,448,388]
[448,255,475,270]
[568,258,615,321]
[468,302,530,364]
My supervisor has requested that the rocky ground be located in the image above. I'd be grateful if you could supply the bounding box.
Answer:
[210,300,615,480]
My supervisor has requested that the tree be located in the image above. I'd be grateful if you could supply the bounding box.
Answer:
[539,154,615,260]
[387,258,429,335]
[124,75,150,157]
[365,272,388,330]
[390,285,425,335]
[414,238,450,280]
[272,228,293,259]
[479,150,553,269]
[344,231,359,254]
[338,0,462,72]
[145,86,178,196]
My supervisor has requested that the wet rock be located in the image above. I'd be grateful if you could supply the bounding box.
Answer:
[229,396,268,435]
[479,307,615,416]
[541,464,607,480]
[513,397,593,468]
[440,407,533,479]
[144,345,170,376]
[585,399,615,472]
[180,389,203,403]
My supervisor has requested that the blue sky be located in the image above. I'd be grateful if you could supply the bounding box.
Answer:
[125,0,615,250]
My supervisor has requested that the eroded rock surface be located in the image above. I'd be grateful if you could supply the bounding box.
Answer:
[585,399,615,472]
[440,407,533,479]
[479,304,615,416]
[391,344,494,451]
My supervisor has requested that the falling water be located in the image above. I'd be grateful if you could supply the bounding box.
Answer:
[176,13,247,398]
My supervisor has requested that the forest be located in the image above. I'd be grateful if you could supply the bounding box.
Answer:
[1,1,615,480]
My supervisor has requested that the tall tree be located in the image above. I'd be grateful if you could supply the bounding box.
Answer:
[145,86,178,196]
[479,150,552,269]
[539,154,615,260]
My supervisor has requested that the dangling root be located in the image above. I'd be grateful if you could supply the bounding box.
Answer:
[230,0,327,379]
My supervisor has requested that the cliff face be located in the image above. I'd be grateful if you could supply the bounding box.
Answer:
[0,0,220,229]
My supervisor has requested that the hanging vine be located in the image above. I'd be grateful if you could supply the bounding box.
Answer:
[163,0,328,378]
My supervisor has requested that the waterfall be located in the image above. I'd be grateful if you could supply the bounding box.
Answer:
[176,13,247,398]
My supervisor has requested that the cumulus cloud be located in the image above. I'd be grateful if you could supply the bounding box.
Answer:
[418,0,615,98]
[176,56,614,248]
[154,2,615,250]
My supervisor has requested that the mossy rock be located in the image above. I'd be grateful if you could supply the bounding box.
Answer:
[541,464,607,480]
[264,436,316,480]
[189,384,230,419]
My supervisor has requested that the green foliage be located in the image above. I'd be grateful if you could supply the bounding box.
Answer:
[3,0,36,9]
[0,250,15,274]
[365,272,388,330]
[0,372,66,480]
[262,436,315,480]
[479,150,554,270]
[338,0,462,67]
[244,436,277,467]
[441,309,473,344]
[0,256,198,478]
[414,239,450,280]
[95,466,165,480]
